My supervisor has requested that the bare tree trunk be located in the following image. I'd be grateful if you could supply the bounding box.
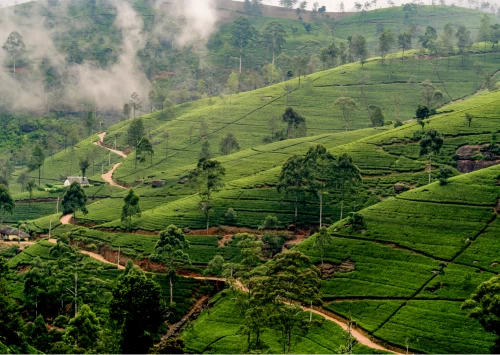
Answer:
[428,155,432,184]
[319,192,323,229]
[239,49,243,73]
[340,194,344,220]
[170,274,173,305]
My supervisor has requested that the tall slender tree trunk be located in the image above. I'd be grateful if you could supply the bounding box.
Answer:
[428,155,432,184]
[340,193,344,220]
[294,197,298,235]
[272,48,275,66]
[13,59,15,74]
[38,167,41,185]
[170,274,173,305]
[319,192,323,229]
[239,48,243,73]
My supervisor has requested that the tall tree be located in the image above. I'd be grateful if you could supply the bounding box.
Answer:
[79,156,90,177]
[122,103,131,121]
[334,97,357,131]
[440,23,455,70]
[379,30,396,63]
[127,118,145,169]
[419,129,444,184]
[220,133,240,155]
[129,92,142,118]
[16,172,29,193]
[110,266,167,354]
[62,182,88,225]
[277,155,308,234]
[26,180,36,208]
[0,185,14,225]
[304,145,337,228]
[188,159,226,233]
[260,251,321,353]
[418,26,438,51]
[63,304,101,351]
[336,154,361,220]
[398,32,412,59]
[263,21,287,65]
[85,111,95,137]
[282,107,305,138]
[2,31,25,74]
[136,137,154,167]
[27,145,45,186]
[314,227,333,265]
[351,34,368,65]
[155,225,190,305]
[231,17,258,73]
[292,55,309,87]
[121,189,141,230]
[456,25,472,66]
[477,14,492,58]
[462,274,500,351]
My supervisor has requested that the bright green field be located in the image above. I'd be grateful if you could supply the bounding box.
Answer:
[181,290,389,354]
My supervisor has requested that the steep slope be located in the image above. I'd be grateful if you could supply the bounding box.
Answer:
[295,163,500,353]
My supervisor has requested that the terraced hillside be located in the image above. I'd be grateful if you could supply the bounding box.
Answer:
[294,163,500,354]
[18,48,500,234]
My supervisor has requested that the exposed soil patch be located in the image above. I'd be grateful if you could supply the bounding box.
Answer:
[318,260,356,279]
[218,235,232,247]
[491,262,498,268]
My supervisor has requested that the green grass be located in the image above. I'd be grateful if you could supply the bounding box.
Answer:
[181,290,389,354]
[373,300,496,354]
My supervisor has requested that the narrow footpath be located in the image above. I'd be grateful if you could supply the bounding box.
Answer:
[43,236,400,354]
[94,132,128,188]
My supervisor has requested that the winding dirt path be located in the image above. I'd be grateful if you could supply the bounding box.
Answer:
[93,132,128,189]
[94,132,127,158]
[40,238,399,353]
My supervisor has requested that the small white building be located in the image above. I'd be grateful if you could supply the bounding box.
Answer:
[64,177,90,187]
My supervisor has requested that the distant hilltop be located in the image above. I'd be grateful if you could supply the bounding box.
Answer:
[216,0,355,22]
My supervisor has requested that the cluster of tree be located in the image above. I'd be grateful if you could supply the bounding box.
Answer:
[278,144,361,231]
[6,238,176,354]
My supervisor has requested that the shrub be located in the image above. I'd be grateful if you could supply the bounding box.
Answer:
[259,215,279,230]
[53,315,69,328]
[87,243,98,251]
[346,212,365,232]
[438,166,455,185]
[224,208,237,222]
[394,120,403,128]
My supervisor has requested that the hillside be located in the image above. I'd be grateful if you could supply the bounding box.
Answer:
[17,48,497,232]
[2,2,500,354]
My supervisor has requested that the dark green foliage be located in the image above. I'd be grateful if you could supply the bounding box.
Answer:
[127,118,145,150]
[79,156,90,177]
[346,212,365,232]
[438,166,455,185]
[121,189,141,230]
[155,225,190,304]
[136,137,154,166]
[110,267,167,354]
[282,107,306,139]
[369,106,385,127]
[189,159,226,232]
[220,132,240,155]
[62,182,88,224]
[27,145,45,185]
[63,304,101,351]
[416,105,430,119]
[0,184,15,225]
